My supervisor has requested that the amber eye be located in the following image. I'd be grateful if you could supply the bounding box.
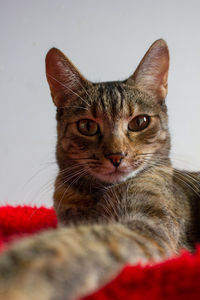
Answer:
[77,119,99,136]
[128,115,150,132]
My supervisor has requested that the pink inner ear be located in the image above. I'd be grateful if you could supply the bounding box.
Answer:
[129,39,169,102]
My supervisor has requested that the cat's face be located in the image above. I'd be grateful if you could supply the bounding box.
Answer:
[46,39,170,185]
[55,83,169,184]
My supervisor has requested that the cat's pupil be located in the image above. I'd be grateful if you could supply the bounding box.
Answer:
[77,119,99,136]
[137,117,144,126]
[87,121,94,132]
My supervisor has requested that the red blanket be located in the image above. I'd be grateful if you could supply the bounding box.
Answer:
[0,206,200,300]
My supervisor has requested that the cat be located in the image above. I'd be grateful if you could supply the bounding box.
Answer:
[0,39,200,300]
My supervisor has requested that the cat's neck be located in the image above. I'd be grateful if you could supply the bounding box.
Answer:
[54,160,173,222]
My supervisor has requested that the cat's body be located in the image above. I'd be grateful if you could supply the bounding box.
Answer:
[0,40,200,300]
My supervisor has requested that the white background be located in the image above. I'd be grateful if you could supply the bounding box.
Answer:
[1,0,200,207]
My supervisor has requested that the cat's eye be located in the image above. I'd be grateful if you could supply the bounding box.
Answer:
[128,115,150,132]
[77,119,99,136]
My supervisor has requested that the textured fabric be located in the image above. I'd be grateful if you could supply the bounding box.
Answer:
[0,206,200,300]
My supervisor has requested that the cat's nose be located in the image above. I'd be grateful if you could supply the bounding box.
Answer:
[105,152,127,168]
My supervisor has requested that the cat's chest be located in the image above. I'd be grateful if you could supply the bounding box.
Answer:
[54,172,174,226]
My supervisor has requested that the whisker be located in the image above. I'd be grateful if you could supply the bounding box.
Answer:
[46,73,90,107]
[62,105,89,111]
[55,167,90,213]
[144,159,200,197]
[69,73,94,105]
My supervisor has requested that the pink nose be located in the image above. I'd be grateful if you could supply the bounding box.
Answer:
[105,152,127,168]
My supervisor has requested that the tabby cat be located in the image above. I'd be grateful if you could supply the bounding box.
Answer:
[0,39,200,300]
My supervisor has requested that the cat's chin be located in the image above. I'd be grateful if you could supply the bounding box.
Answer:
[93,169,141,184]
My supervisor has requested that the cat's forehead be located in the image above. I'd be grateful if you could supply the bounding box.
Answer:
[86,82,160,119]
[60,81,163,122]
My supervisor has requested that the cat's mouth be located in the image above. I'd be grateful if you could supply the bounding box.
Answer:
[103,170,130,182]
[93,165,142,184]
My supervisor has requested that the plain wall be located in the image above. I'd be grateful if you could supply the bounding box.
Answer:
[1,0,200,207]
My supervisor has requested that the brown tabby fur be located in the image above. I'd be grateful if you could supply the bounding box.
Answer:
[0,40,200,300]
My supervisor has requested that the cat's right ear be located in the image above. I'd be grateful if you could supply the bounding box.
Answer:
[45,48,89,107]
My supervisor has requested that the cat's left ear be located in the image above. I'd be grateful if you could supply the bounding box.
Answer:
[127,39,169,102]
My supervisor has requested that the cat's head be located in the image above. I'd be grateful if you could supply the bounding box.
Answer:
[46,40,170,186]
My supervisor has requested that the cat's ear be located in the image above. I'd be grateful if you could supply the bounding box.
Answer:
[127,39,169,102]
[45,48,90,107]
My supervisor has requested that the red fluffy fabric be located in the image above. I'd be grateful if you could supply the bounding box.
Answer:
[0,206,200,300]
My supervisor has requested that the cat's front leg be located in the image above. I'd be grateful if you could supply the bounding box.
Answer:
[0,223,167,300]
